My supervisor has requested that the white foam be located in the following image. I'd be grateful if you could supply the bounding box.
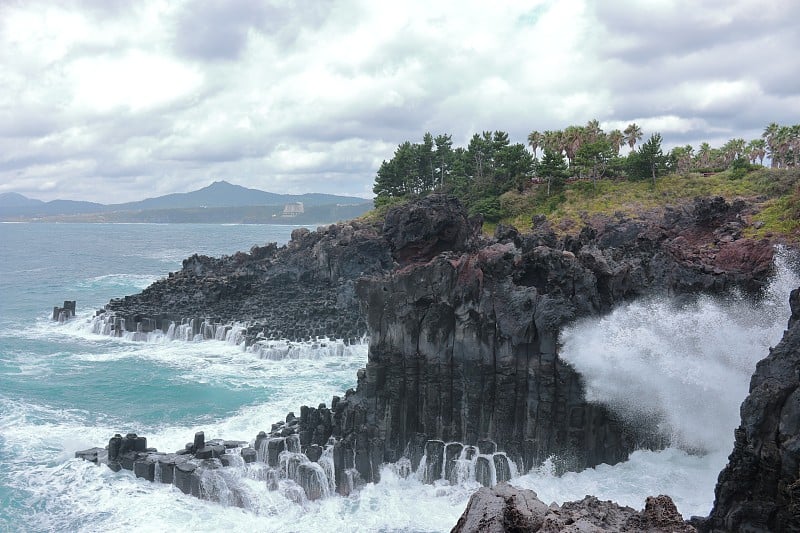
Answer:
[512,447,726,518]
[559,248,798,453]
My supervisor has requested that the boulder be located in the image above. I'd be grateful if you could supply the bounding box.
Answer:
[451,483,695,532]
[383,194,478,265]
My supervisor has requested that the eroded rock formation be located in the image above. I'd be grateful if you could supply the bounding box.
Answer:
[308,195,776,486]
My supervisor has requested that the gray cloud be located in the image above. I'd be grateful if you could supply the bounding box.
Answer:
[0,0,798,202]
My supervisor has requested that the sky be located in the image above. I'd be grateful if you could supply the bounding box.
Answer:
[1,0,799,203]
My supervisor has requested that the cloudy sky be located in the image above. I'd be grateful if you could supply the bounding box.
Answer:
[1,0,798,202]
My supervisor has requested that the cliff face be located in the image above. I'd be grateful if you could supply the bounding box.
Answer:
[351,244,640,473]
[704,287,800,532]
[303,195,778,488]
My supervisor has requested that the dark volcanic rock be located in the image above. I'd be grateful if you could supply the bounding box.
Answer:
[451,483,695,532]
[383,194,479,265]
[704,286,800,532]
[265,195,780,488]
[451,482,548,532]
[100,218,395,343]
[52,300,76,321]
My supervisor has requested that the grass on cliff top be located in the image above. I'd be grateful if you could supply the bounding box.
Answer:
[499,168,800,241]
[358,168,800,242]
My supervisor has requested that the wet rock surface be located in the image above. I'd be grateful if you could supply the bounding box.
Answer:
[700,286,800,532]
[451,482,696,532]
[52,300,75,322]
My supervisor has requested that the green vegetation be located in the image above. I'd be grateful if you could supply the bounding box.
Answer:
[369,121,800,241]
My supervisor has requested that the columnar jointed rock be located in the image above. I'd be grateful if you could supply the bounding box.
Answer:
[702,286,800,532]
[317,195,778,487]
[52,300,76,321]
[77,430,339,506]
[451,483,696,532]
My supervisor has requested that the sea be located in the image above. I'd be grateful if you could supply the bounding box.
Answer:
[0,222,797,533]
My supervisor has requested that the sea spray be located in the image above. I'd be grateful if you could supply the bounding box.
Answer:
[559,248,799,453]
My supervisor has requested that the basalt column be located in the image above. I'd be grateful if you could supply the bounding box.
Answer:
[352,243,640,476]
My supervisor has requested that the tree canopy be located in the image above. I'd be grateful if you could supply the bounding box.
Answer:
[372,121,799,218]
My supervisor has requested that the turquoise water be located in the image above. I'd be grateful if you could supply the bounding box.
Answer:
[0,223,796,532]
[0,223,373,531]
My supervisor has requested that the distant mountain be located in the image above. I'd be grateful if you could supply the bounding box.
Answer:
[0,194,105,218]
[0,192,44,208]
[108,181,368,211]
[0,181,372,221]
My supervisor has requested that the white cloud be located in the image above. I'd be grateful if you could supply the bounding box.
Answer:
[69,51,203,112]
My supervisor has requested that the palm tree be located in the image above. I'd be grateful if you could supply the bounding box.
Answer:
[542,130,564,156]
[563,126,584,166]
[623,123,643,152]
[747,139,766,166]
[585,119,602,142]
[678,144,694,174]
[722,138,746,166]
[790,124,800,167]
[527,130,542,159]
[774,126,792,168]
[608,129,624,156]
[697,142,711,169]
[762,122,781,167]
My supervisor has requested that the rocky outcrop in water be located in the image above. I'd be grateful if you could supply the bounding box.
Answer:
[94,218,394,343]
[52,300,75,322]
[77,430,337,507]
[451,483,696,532]
[700,286,800,532]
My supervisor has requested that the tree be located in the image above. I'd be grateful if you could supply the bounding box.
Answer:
[697,142,711,169]
[467,132,493,182]
[746,139,766,166]
[721,138,746,167]
[669,144,694,175]
[536,148,569,196]
[608,129,624,155]
[495,142,533,192]
[763,122,781,167]
[419,132,435,191]
[527,130,542,159]
[585,119,602,141]
[623,122,643,152]
[434,134,453,189]
[562,125,586,166]
[627,133,667,185]
[542,130,564,155]
[575,136,615,188]
[790,125,800,167]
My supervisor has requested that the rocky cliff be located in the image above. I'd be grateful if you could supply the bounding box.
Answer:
[268,194,777,492]
[700,286,800,532]
[80,194,784,504]
[96,217,394,343]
